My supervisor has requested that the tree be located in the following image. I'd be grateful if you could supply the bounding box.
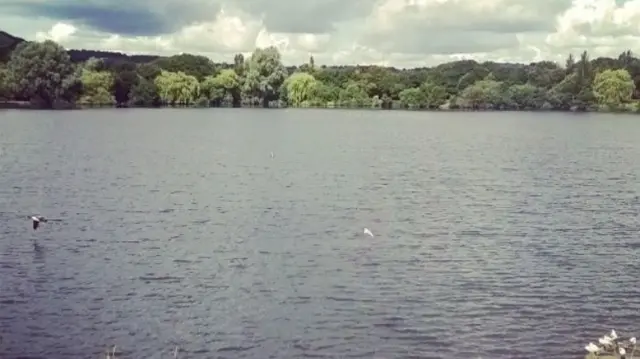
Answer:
[84,57,106,72]
[593,69,635,109]
[242,46,287,107]
[137,63,161,80]
[506,83,546,110]
[154,70,200,105]
[6,31,640,113]
[129,77,160,107]
[398,87,424,109]
[152,54,216,81]
[200,69,241,106]
[458,79,504,109]
[338,81,370,107]
[79,68,115,105]
[7,40,81,108]
[421,82,449,109]
[314,82,340,105]
[109,61,139,105]
[0,64,9,99]
[284,72,318,107]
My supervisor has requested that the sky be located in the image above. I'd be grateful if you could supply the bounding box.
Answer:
[2,0,640,68]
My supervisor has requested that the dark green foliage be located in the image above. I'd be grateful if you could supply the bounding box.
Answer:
[7,40,81,108]
[1,29,640,112]
[128,77,160,107]
[152,54,216,81]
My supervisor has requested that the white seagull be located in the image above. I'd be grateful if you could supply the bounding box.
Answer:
[363,228,373,237]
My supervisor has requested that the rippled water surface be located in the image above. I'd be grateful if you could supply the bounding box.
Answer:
[1,108,640,359]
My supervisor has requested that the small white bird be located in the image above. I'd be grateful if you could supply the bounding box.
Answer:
[619,347,626,355]
[363,228,373,237]
[611,330,618,340]
[585,342,600,353]
[630,337,636,344]
[270,152,274,158]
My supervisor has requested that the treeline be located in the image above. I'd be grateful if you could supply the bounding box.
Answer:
[0,37,639,112]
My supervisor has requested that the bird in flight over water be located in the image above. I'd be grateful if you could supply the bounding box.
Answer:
[363,228,373,237]
[30,215,48,230]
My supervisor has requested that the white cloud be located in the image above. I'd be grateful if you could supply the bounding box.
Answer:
[35,22,77,43]
[5,0,640,67]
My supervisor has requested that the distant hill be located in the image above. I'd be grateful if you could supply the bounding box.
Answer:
[0,30,163,64]
[67,49,161,64]
[0,30,26,61]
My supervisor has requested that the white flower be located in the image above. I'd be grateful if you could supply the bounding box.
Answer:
[599,336,613,345]
[631,337,637,344]
[620,347,626,355]
[585,342,600,353]
[611,330,618,339]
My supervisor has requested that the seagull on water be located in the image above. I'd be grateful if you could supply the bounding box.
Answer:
[29,215,48,230]
[270,151,274,159]
[363,228,373,237]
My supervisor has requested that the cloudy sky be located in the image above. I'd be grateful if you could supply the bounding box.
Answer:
[2,0,640,67]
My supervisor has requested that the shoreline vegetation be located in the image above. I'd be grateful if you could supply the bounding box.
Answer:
[0,31,640,113]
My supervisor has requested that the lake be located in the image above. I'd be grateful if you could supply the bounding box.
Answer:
[1,108,640,359]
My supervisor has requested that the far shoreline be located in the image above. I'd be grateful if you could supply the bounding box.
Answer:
[1,101,635,115]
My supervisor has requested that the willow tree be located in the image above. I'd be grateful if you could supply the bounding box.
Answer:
[593,69,635,108]
[79,68,115,105]
[283,72,318,107]
[154,70,200,106]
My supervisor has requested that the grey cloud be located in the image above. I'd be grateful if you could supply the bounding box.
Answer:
[3,0,220,36]
[3,0,376,36]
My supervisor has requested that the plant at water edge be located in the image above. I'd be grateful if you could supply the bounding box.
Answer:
[584,329,637,358]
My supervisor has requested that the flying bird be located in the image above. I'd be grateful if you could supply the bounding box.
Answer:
[30,215,48,230]
[363,228,373,237]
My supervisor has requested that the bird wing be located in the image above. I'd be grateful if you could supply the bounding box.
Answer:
[33,220,39,230]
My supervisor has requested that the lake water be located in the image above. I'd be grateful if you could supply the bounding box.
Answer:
[1,108,640,359]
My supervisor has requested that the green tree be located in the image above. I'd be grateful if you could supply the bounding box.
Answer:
[137,63,161,80]
[155,70,200,105]
[421,82,449,109]
[314,82,340,105]
[242,46,287,107]
[505,83,546,110]
[338,81,370,107]
[153,54,216,81]
[0,64,9,99]
[79,68,115,105]
[593,69,635,109]
[109,61,139,105]
[284,72,318,107]
[7,40,81,108]
[398,87,424,109]
[84,57,106,72]
[201,69,241,106]
[129,77,160,107]
[458,79,504,109]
